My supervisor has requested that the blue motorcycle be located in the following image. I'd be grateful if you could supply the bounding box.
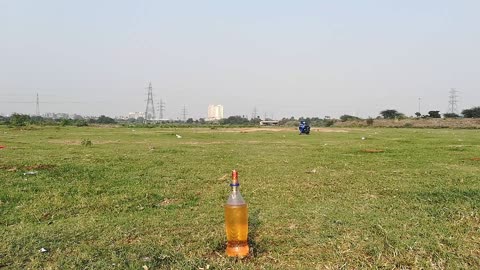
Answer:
[299,121,311,135]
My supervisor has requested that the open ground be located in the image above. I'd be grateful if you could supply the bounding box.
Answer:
[1,126,479,269]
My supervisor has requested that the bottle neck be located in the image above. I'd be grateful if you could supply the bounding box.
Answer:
[227,184,245,205]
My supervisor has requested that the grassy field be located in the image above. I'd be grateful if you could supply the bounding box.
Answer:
[1,126,479,269]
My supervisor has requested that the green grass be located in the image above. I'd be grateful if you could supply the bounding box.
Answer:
[1,126,479,269]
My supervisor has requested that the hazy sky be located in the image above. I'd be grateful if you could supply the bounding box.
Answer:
[1,1,479,119]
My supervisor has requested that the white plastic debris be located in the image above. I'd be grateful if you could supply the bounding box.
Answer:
[361,137,366,140]
[23,171,38,176]
[175,134,182,139]
[39,247,48,253]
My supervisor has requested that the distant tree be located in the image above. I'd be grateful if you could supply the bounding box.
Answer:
[366,118,374,126]
[443,113,460,118]
[60,118,72,126]
[309,117,324,126]
[250,117,261,125]
[10,113,31,126]
[75,119,88,127]
[339,114,360,122]
[198,118,206,124]
[97,115,116,124]
[461,107,480,118]
[278,117,289,125]
[415,112,421,117]
[324,120,335,127]
[30,116,44,124]
[186,118,194,124]
[380,109,404,119]
[428,111,441,118]
[221,116,250,125]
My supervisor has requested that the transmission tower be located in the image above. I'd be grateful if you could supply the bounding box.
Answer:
[35,93,40,116]
[252,106,258,119]
[145,82,156,121]
[181,105,188,121]
[448,88,459,114]
[157,99,166,120]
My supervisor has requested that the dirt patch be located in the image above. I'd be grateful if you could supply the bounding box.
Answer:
[158,198,178,206]
[470,157,480,161]
[48,140,79,145]
[362,149,385,153]
[0,165,19,172]
[48,139,120,145]
[310,128,350,133]
[180,141,225,145]
[2,164,56,172]
[25,164,56,170]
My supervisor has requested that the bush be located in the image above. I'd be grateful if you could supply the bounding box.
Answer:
[366,118,374,126]
[10,114,31,126]
[324,120,335,127]
[75,120,88,127]
[60,119,72,126]
[461,107,480,118]
[340,115,360,122]
[443,113,460,118]
[220,116,250,125]
[428,111,441,118]
[96,115,116,124]
[81,139,92,147]
[380,109,405,119]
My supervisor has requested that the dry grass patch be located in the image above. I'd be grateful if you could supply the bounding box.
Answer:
[362,149,385,153]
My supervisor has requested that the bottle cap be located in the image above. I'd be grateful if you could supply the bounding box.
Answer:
[230,170,239,186]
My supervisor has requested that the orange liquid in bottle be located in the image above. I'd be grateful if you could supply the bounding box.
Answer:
[224,204,249,257]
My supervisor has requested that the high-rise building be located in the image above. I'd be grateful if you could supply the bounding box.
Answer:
[207,104,224,121]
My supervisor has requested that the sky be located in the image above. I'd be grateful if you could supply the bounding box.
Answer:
[1,0,479,119]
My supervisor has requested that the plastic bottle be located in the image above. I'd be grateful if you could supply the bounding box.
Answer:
[224,170,249,257]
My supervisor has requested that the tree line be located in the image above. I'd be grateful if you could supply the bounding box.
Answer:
[0,114,116,127]
[339,106,480,121]
[1,106,479,127]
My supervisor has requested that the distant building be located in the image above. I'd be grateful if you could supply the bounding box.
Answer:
[128,112,145,119]
[207,105,224,121]
[44,112,69,119]
[260,120,279,126]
